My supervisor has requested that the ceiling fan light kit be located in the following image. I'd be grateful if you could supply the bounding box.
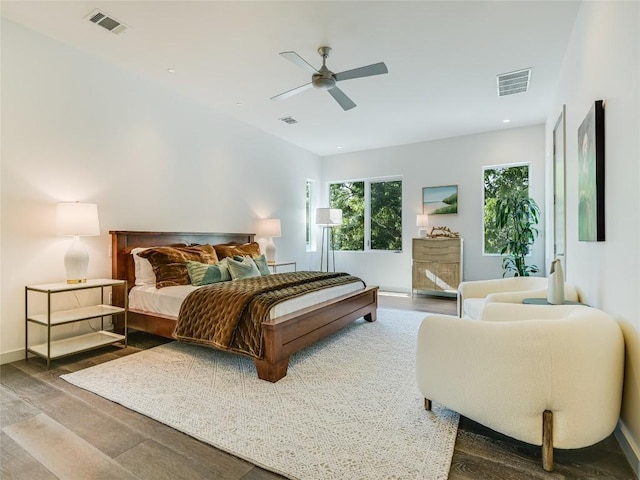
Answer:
[271,46,388,111]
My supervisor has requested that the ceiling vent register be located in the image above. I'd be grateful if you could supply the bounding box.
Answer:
[279,116,299,125]
[86,9,129,35]
[496,68,531,96]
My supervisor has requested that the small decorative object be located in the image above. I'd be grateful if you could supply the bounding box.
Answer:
[56,202,100,283]
[547,259,565,305]
[416,214,429,238]
[423,185,458,215]
[578,100,605,242]
[316,208,342,272]
[427,226,460,238]
[259,218,281,264]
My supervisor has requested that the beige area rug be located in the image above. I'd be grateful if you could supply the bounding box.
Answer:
[61,308,459,480]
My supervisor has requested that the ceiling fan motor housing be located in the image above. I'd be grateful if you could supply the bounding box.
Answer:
[312,73,336,90]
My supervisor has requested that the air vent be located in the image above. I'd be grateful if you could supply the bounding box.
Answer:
[279,116,298,125]
[86,9,129,35]
[496,68,531,97]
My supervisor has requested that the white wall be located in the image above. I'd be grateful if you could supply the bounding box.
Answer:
[320,125,546,291]
[544,1,640,471]
[0,20,321,363]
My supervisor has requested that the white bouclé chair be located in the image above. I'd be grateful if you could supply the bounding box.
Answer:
[416,303,624,471]
[457,276,581,319]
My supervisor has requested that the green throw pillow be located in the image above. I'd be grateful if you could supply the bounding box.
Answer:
[227,256,261,280]
[186,258,231,286]
[232,254,271,276]
[252,254,271,276]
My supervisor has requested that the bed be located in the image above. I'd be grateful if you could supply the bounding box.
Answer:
[110,231,378,382]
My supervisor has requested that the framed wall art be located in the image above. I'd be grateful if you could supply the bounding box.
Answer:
[577,100,605,241]
[423,185,458,215]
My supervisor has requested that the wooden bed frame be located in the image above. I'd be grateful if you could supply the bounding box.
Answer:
[110,231,378,382]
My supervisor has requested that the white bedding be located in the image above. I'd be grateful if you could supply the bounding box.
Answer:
[129,281,365,324]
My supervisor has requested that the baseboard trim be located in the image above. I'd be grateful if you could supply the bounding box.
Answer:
[1,348,26,365]
[616,420,640,478]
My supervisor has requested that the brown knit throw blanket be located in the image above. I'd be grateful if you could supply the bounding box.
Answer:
[174,271,365,358]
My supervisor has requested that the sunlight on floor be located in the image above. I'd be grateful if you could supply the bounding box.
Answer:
[378,291,411,298]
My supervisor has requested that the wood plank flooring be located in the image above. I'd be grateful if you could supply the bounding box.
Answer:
[1,292,635,480]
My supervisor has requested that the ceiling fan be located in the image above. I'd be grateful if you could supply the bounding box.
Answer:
[271,46,388,111]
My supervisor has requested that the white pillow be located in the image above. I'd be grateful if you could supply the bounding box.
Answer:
[131,247,156,286]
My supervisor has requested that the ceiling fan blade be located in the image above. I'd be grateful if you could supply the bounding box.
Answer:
[279,51,318,74]
[328,86,356,111]
[270,82,313,102]
[334,62,388,82]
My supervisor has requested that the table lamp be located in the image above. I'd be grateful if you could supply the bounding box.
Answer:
[56,202,100,283]
[259,218,281,264]
[416,214,429,238]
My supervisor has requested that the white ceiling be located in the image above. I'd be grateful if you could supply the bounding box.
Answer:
[1,1,581,157]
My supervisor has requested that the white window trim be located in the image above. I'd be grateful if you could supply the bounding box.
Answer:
[305,179,315,252]
[327,175,403,253]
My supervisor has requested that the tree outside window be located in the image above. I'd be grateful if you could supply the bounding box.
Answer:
[483,164,530,254]
[329,178,402,252]
[371,180,402,250]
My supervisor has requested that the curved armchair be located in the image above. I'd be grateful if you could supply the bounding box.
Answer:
[458,276,580,319]
[416,303,624,471]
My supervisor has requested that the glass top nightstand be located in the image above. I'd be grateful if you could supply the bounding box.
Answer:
[267,261,297,273]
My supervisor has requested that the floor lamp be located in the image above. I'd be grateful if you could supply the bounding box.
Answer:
[316,208,342,272]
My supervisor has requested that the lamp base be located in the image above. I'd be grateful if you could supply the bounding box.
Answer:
[265,237,276,264]
[64,236,89,284]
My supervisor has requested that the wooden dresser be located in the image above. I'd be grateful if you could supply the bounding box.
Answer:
[412,237,463,296]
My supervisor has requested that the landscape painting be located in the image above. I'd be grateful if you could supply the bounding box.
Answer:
[423,185,458,215]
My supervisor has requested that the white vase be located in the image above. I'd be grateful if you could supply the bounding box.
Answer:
[547,259,565,305]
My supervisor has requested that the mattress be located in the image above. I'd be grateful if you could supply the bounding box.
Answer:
[129,281,364,323]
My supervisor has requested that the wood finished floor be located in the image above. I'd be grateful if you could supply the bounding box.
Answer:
[1,292,635,480]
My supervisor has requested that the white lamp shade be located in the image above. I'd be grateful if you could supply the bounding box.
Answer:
[416,214,429,227]
[56,202,100,236]
[316,208,342,226]
[259,218,281,238]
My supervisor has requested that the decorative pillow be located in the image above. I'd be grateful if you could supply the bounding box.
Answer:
[186,258,230,286]
[213,242,261,260]
[252,254,271,276]
[232,254,270,276]
[138,245,219,288]
[131,247,156,286]
[227,256,261,280]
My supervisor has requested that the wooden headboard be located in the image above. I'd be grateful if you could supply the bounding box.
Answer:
[109,231,255,305]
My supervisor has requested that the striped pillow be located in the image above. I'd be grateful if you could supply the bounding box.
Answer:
[186,258,231,286]
[227,256,261,280]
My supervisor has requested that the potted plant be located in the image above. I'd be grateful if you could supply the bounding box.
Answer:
[494,189,540,277]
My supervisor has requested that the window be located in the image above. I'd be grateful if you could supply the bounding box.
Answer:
[483,163,530,254]
[305,180,313,251]
[329,178,402,252]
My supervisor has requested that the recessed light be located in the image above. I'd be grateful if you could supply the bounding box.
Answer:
[167,68,175,73]
[503,119,510,123]
[337,146,343,149]
[236,102,243,107]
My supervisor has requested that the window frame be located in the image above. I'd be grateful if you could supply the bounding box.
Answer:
[328,175,403,253]
[305,179,314,252]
